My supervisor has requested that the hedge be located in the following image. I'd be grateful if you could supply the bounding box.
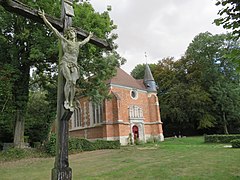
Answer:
[231,139,240,148]
[44,134,120,156]
[94,139,121,149]
[204,134,240,143]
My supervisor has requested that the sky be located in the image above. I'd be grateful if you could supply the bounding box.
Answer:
[89,0,227,74]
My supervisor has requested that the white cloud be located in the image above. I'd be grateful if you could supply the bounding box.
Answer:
[90,0,226,74]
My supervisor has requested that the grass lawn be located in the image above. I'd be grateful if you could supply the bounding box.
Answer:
[0,136,239,180]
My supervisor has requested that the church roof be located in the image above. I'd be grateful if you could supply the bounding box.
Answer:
[107,68,146,90]
[144,64,154,81]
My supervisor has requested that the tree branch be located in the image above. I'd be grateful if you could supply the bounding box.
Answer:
[0,0,112,50]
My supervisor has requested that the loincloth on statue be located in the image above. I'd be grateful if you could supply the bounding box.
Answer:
[60,61,80,82]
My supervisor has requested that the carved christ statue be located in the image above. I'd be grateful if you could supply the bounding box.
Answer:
[38,10,93,111]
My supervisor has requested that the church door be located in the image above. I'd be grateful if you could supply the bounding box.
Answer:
[132,125,139,140]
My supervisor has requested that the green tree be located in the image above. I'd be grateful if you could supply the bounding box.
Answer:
[148,32,240,136]
[131,63,156,79]
[214,0,240,38]
[154,57,214,136]
[0,1,122,147]
[210,82,240,134]
[25,91,55,144]
[183,32,240,134]
[0,64,16,143]
[214,0,240,70]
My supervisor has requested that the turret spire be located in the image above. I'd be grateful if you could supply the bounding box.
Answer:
[144,63,157,92]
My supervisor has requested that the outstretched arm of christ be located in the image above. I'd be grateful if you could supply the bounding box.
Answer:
[79,32,94,47]
[38,10,65,41]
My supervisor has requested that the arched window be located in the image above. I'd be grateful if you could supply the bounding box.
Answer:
[129,105,143,119]
[90,101,103,125]
[72,106,82,128]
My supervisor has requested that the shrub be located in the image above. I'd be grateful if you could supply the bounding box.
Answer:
[0,147,49,161]
[68,138,83,152]
[77,138,96,151]
[2,148,28,159]
[33,142,41,149]
[1,148,32,161]
[43,133,56,156]
[231,139,240,148]
[135,139,144,145]
[69,138,95,152]
[94,140,120,149]
[204,134,240,143]
[43,134,120,156]
[128,133,133,145]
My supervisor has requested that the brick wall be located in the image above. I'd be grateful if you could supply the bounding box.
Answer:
[69,84,163,143]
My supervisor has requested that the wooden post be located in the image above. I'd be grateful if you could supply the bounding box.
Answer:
[51,1,74,179]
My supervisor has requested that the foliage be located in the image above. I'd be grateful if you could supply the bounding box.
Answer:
[0,1,123,145]
[25,91,55,145]
[131,32,240,136]
[72,2,125,103]
[231,139,240,148]
[134,139,144,145]
[131,63,156,79]
[214,0,240,70]
[214,0,240,38]
[204,134,240,143]
[0,148,48,161]
[0,148,29,161]
[94,139,120,149]
[0,1,59,146]
[43,133,56,156]
[0,64,16,142]
[69,137,96,153]
[44,134,120,156]
[184,32,240,134]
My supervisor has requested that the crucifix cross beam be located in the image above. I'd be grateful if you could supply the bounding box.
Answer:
[0,0,112,50]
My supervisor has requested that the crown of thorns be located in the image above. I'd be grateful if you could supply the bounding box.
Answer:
[64,27,76,37]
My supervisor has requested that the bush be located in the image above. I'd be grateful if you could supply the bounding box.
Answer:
[0,148,48,161]
[1,148,28,160]
[135,139,144,145]
[68,138,83,152]
[231,139,240,148]
[43,133,56,156]
[94,140,120,149]
[69,138,96,152]
[77,138,96,151]
[204,134,240,143]
[43,134,120,156]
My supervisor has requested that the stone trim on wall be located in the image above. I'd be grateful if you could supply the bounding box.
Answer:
[103,136,129,145]
[144,121,163,125]
[69,123,103,131]
[145,133,164,142]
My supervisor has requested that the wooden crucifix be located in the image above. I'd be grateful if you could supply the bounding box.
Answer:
[0,0,112,180]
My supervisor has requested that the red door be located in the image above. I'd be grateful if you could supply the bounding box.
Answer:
[132,125,139,140]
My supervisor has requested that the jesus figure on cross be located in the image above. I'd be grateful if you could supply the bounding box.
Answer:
[38,10,93,111]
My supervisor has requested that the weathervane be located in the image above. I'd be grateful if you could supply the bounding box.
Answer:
[145,52,148,64]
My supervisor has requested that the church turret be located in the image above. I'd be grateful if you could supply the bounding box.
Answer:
[144,64,157,92]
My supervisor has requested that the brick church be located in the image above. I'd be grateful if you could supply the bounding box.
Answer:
[69,64,164,145]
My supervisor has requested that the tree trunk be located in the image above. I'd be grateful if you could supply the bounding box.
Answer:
[12,61,30,148]
[222,111,229,135]
[13,110,25,148]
